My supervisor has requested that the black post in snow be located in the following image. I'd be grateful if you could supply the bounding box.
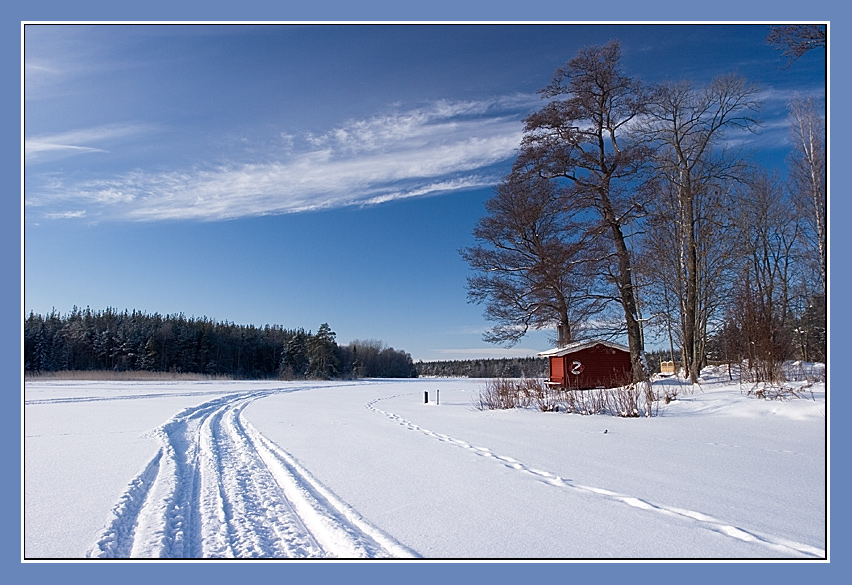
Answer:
[425,391,429,404]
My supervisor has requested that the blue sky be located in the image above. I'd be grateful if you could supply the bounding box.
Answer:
[23,23,826,361]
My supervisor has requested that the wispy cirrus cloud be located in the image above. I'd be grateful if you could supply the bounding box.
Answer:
[25,124,153,163]
[27,98,532,222]
[44,210,87,220]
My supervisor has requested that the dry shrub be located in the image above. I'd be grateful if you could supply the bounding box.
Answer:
[474,378,531,410]
[474,378,562,411]
[743,382,815,401]
[475,378,659,417]
[740,360,786,384]
[783,362,826,383]
[517,378,560,412]
[662,387,679,404]
[562,382,658,418]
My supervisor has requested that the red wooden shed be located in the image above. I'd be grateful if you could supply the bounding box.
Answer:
[539,340,632,389]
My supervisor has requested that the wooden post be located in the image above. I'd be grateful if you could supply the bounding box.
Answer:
[425,391,429,403]
[437,389,440,405]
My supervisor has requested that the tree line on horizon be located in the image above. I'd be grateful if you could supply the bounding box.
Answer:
[462,29,827,384]
[414,350,676,379]
[24,307,417,380]
[23,307,680,381]
[415,356,548,379]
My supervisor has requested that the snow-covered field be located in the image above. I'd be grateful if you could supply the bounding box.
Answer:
[23,369,827,560]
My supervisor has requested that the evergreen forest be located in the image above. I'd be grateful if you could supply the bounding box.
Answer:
[24,307,417,380]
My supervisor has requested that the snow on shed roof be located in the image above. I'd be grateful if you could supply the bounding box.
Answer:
[538,339,630,357]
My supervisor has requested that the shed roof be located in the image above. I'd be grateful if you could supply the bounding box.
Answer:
[538,339,630,357]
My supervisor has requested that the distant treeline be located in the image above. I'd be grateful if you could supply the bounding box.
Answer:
[413,350,684,380]
[24,307,417,380]
[415,356,548,378]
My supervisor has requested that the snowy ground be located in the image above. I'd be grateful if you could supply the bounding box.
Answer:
[23,369,827,560]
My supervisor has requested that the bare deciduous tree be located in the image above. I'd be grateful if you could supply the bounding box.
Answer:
[766,24,826,68]
[512,40,651,381]
[729,171,800,382]
[638,179,737,379]
[788,95,827,297]
[462,173,602,347]
[641,75,761,383]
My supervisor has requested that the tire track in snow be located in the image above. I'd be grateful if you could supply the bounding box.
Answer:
[244,417,418,558]
[87,386,415,558]
[25,390,237,406]
[366,394,825,559]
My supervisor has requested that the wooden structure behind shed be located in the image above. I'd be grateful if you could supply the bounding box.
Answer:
[539,340,632,389]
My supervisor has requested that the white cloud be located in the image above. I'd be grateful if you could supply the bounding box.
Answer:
[25,142,107,157]
[361,176,497,207]
[25,124,152,163]
[30,99,529,222]
[303,100,500,153]
[44,210,87,219]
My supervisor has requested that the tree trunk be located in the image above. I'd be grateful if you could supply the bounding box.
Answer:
[601,187,646,382]
[555,289,571,346]
[683,187,701,383]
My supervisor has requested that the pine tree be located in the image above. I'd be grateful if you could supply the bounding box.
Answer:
[307,323,340,379]
[280,330,309,379]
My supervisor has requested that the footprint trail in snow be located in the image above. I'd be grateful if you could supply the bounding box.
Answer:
[366,394,825,559]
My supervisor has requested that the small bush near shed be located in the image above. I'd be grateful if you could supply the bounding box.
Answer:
[475,378,659,417]
[474,378,534,410]
[562,382,658,418]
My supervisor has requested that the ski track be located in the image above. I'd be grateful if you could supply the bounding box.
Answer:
[25,390,238,406]
[366,394,825,559]
[87,385,417,559]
